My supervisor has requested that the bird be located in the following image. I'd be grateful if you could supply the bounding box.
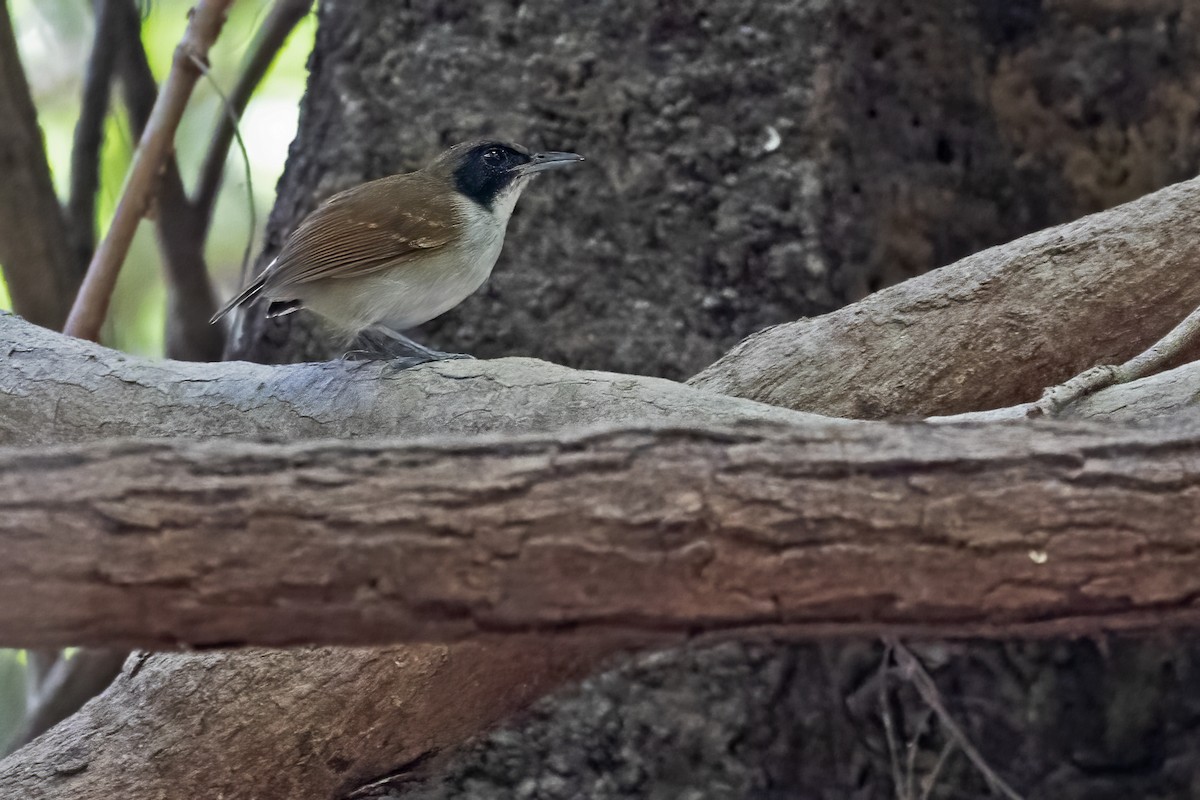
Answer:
[211,139,584,360]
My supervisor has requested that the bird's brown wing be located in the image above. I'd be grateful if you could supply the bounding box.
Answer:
[264,172,464,291]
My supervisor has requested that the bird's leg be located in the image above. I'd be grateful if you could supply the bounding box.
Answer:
[365,326,475,361]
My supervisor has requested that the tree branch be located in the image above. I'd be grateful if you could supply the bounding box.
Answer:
[690,175,1200,418]
[2,649,126,757]
[193,0,312,231]
[3,418,1200,649]
[1030,302,1200,417]
[0,0,83,329]
[64,0,235,344]
[0,639,633,800]
[112,0,224,360]
[65,0,123,268]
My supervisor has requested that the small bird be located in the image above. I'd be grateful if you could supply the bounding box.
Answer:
[211,140,584,359]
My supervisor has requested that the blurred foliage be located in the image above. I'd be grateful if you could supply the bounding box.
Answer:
[0,0,315,751]
[1,0,315,354]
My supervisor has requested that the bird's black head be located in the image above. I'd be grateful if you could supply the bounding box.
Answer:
[448,141,533,210]
[432,140,585,211]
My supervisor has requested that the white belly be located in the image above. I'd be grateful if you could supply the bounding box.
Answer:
[293,205,507,335]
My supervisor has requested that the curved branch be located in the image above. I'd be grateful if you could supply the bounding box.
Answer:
[690,176,1200,418]
[193,0,313,231]
[2,419,1200,649]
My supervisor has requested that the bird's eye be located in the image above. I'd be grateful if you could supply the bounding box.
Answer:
[484,148,503,164]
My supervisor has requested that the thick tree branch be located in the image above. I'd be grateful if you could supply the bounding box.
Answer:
[64,0,235,343]
[193,0,312,231]
[0,312,820,447]
[0,0,83,330]
[690,176,1200,418]
[0,639,634,800]
[3,419,1200,649]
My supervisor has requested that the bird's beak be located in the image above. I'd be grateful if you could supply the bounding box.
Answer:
[519,151,585,175]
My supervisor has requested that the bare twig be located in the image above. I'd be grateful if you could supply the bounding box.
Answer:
[63,0,238,343]
[919,741,956,800]
[193,0,311,231]
[879,644,906,800]
[66,0,123,266]
[0,0,83,329]
[1030,303,1200,417]
[188,51,256,278]
[889,641,1025,800]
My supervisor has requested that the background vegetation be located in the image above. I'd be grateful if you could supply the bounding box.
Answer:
[0,0,314,751]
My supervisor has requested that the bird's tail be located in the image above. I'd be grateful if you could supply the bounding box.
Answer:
[210,274,267,324]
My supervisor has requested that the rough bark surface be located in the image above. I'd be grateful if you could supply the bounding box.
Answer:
[0,640,635,800]
[5,419,1200,648]
[0,313,818,447]
[232,0,1200,380]
[692,176,1200,416]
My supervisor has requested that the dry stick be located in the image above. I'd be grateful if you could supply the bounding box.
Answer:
[919,741,956,800]
[889,641,1025,800]
[193,0,312,232]
[1029,302,1200,417]
[879,643,907,800]
[66,0,123,266]
[63,0,238,343]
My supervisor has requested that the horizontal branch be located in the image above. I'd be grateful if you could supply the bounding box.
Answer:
[691,175,1200,418]
[1,310,1195,452]
[3,418,1200,649]
[0,311,822,447]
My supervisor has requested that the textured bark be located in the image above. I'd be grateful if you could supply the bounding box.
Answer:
[231,0,1200,380]
[0,640,634,800]
[4,419,1200,649]
[690,175,1200,417]
[0,312,815,448]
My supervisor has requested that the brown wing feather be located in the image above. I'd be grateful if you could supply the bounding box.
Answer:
[263,172,463,291]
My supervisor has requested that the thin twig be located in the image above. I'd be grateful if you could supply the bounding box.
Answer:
[0,0,82,329]
[905,710,932,800]
[1029,303,1200,417]
[919,740,956,800]
[889,640,1025,800]
[193,0,311,232]
[188,52,256,278]
[63,0,238,343]
[878,643,907,800]
[66,0,123,266]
